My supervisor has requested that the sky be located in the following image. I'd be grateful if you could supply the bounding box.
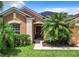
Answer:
[3,1,79,15]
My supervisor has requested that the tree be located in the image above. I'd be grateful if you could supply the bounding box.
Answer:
[0,1,3,22]
[42,12,74,45]
[0,1,3,12]
[0,1,15,51]
[0,23,15,50]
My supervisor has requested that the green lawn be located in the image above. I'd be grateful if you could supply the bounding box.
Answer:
[1,45,79,57]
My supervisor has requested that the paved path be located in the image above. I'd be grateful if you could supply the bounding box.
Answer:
[34,40,79,50]
[34,40,43,48]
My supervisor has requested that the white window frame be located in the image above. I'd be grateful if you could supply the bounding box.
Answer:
[11,23,20,34]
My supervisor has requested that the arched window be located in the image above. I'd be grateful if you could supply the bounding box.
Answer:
[11,23,20,34]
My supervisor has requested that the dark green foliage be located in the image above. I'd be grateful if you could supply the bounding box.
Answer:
[0,1,3,11]
[42,13,75,46]
[14,34,31,47]
[0,23,15,51]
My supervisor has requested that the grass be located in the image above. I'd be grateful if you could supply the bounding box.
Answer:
[1,45,79,57]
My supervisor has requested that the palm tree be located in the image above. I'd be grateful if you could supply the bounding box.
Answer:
[42,12,74,45]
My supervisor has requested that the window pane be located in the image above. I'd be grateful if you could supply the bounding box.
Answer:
[11,23,20,34]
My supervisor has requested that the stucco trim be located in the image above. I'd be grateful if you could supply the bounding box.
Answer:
[33,21,43,24]
[8,19,21,24]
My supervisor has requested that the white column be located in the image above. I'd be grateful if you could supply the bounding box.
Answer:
[26,18,34,42]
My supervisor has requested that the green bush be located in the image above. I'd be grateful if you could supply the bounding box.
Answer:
[0,23,15,50]
[42,13,74,46]
[14,34,31,47]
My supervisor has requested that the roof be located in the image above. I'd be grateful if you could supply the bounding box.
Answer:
[20,6,45,19]
[2,6,45,19]
[2,7,32,17]
[74,14,79,19]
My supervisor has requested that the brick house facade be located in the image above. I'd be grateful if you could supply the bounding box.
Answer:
[2,7,44,42]
[1,7,79,46]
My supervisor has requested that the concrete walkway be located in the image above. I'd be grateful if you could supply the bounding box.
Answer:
[34,40,79,50]
[34,39,43,48]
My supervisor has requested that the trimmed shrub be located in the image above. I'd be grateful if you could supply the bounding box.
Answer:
[14,34,31,47]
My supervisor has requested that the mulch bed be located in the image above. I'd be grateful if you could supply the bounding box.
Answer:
[42,41,76,47]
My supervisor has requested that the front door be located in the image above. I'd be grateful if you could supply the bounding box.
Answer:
[35,25,42,39]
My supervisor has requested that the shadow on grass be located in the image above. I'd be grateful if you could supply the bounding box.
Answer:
[0,48,21,57]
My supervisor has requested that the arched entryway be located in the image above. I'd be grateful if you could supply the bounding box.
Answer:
[33,24,43,40]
